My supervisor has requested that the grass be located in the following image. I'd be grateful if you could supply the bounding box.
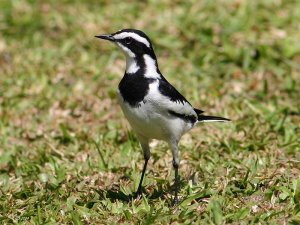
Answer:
[0,0,300,224]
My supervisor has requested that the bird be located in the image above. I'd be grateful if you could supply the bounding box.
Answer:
[95,29,230,205]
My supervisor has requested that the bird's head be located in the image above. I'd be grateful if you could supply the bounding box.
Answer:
[95,29,156,60]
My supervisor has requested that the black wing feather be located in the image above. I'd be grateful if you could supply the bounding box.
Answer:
[158,79,191,105]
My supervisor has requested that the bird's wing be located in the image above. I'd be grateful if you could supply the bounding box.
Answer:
[146,79,197,121]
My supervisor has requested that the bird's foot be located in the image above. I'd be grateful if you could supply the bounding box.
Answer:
[172,196,179,207]
[134,188,143,199]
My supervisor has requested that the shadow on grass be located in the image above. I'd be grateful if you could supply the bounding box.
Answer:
[96,184,171,203]
[96,179,185,203]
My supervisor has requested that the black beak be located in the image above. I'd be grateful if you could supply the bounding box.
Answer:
[95,34,115,42]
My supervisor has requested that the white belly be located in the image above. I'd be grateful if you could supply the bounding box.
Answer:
[117,91,193,141]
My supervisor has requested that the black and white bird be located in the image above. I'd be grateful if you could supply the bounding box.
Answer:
[95,29,230,205]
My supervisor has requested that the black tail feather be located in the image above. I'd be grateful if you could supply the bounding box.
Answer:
[197,115,230,122]
[194,108,230,122]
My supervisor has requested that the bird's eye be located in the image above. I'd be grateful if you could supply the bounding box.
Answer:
[125,37,132,44]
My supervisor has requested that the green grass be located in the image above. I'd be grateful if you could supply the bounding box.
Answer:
[0,0,300,224]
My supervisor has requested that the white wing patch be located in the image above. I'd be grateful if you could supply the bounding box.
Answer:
[114,32,150,48]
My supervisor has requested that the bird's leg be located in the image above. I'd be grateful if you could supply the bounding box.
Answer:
[135,141,150,198]
[135,157,149,197]
[169,140,180,206]
[173,160,179,206]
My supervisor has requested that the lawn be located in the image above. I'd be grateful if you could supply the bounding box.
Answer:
[0,0,300,224]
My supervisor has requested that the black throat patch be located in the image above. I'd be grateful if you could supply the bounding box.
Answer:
[118,69,156,107]
[118,55,159,107]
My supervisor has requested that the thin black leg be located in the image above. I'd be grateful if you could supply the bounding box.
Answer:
[135,158,149,197]
[172,163,179,206]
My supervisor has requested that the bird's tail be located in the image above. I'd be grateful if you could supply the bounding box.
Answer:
[197,115,230,122]
[194,108,230,122]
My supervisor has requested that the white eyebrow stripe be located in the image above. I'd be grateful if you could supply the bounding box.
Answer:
[113,32,150,48]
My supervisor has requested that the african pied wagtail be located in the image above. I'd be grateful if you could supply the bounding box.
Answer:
[95,29,230,205]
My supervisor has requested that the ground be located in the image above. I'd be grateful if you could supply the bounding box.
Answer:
[0,0,300,224]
